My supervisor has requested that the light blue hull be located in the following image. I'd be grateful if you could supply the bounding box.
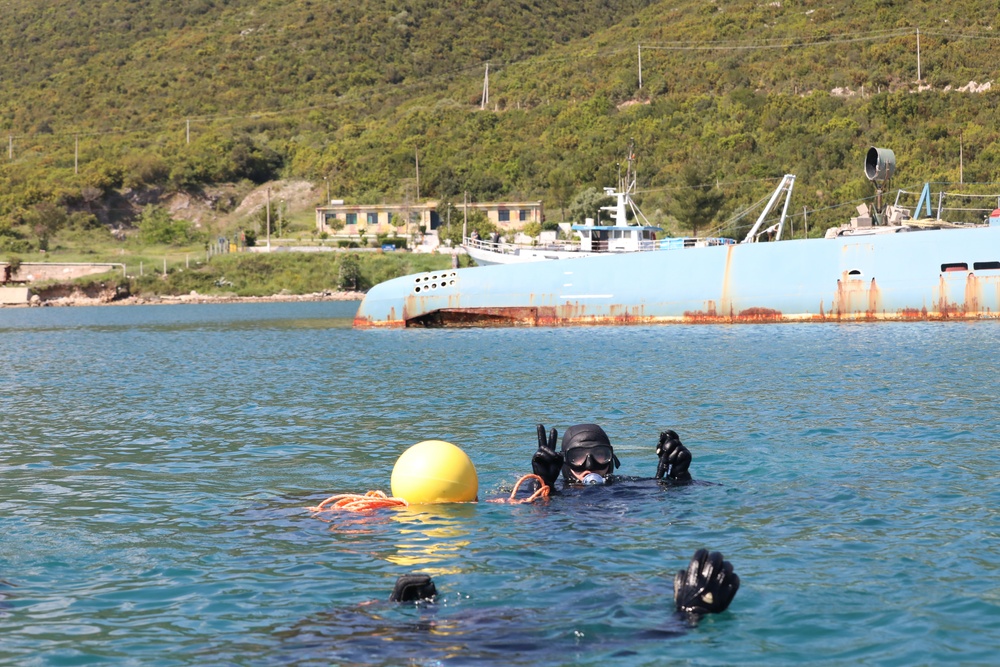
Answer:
[354,226,1000,327]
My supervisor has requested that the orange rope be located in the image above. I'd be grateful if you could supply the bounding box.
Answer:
[307,490,408,513]
[488,474,550,504]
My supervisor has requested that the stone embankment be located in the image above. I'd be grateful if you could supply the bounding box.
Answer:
[1,286,365,308]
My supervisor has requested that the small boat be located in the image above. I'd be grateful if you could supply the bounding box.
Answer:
[464,146,735,266]
[355,148,1000,328]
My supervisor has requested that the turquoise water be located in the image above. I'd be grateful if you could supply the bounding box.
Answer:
[2,302,1000,665]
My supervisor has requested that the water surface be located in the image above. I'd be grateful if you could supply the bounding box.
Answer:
[2,303,999,665]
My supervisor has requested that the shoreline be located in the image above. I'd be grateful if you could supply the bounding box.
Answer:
[1,290,367,308]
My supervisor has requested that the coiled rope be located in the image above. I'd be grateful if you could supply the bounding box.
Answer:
[307,490,408,513]
[488,474,550,504]
[308,473,550,513]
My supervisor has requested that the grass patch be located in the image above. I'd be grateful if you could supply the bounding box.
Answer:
[121,251,454,297]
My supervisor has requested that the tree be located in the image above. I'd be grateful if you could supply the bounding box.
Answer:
[568,187,613,224]
[547,168,574,221]
[4,255,21,282]
[337,253,363,291]
[138,205,201,245]
[22,202,68,251]
[672,164,725,237]
[438,209,496,247]
[328,216,346,233]
[521,221,542,239]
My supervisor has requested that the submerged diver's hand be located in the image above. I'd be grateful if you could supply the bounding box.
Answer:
[656,430,692,481]
[389,573,437,602]
[531,424,562,488]
[673,549,740,616]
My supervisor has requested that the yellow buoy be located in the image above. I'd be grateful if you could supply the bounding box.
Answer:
[390,440,478,504]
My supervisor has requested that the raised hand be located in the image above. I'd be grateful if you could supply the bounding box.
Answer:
[531,424,562,488]
[655,429,692,481]
[673,549,740,616]
[389,573,437,602]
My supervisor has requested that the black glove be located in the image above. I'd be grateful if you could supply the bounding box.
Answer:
[673,549,740,616]
[531,424,562,488]
[655,429,692,481]
[389,573,437,602]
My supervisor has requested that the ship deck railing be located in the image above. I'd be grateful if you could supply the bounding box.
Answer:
[464,237,584,255]
[464,236,737,255]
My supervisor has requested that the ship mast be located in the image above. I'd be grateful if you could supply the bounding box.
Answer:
[601,140,651,226]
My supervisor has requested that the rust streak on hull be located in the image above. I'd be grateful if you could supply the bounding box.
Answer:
[965,273,980,316]
[357,305,1000,328]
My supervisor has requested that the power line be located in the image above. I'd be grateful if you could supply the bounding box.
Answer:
[640,28,913,51]
[637,176,781,194]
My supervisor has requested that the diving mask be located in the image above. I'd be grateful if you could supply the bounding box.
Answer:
[564,444,614,469]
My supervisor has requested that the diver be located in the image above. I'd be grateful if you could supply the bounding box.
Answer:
[530,423,692,489]
[293,551,738,663]
[390,547,739,618]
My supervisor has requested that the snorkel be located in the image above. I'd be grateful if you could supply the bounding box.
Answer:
[560,424,621,485]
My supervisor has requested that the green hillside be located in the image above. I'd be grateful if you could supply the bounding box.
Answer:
[2,0,1000,255]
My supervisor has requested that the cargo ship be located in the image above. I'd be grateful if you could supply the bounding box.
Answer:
[354,148,1000,328]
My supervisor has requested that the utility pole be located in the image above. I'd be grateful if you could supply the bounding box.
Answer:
[463,191,468,240]
[960,132,964,184]
[803,207,809,239]
[481,63,490,110]
[638,44,642,89]
[916,28,921,82]
[415,149,420,201]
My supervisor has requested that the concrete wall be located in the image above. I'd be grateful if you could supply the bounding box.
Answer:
[1,263,122,283]
[0,287,30,304]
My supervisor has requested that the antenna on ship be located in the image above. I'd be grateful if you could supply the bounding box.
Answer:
[622,140,650,226]
[865,147,895,225]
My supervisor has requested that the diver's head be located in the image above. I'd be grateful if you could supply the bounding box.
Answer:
[560,423,620,484]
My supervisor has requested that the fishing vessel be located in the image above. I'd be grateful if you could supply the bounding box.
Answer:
[464,147,735,266]
[354,148,1000,328]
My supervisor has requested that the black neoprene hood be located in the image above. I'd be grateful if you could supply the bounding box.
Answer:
[560,423,612,453]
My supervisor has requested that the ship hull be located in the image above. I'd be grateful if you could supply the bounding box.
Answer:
[354,226,1000,328]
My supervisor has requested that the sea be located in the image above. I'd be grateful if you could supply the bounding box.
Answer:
[2,301,999,666]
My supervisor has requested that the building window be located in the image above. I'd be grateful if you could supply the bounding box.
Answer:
[367,212,378,225]
[498,209,510,222]
[519,209,529,221]
[346,213,357,225]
